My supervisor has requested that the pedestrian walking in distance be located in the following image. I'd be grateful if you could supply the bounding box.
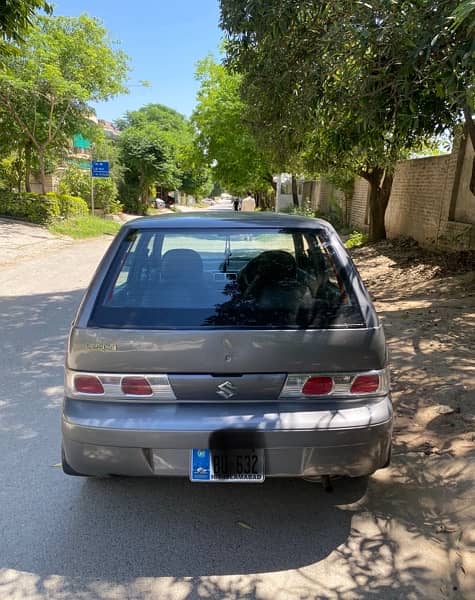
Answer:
[241,192,256,211]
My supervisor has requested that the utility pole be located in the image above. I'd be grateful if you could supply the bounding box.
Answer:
[91,171,94,215]
[90,142,94,215]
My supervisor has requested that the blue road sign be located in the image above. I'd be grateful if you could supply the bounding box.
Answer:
[91,160,110,178]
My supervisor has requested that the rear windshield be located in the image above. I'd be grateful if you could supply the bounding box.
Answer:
[89,228,364,329]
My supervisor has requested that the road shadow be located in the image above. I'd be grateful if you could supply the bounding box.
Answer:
[0,288,359,584]
[1,284,473,598]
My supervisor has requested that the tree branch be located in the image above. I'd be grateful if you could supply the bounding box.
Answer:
[48,99,73,146]
[48,96,56,142]
[0,89,40,150]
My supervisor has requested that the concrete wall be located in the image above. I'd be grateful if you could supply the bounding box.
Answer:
[312,179,345,215]
[29,174,59,194]
[275,174,304,211]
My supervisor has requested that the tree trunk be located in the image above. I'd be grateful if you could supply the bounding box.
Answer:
[266,173,277,193]
[24,144,32,192]
[138,172,148,215]
[362,167,393,242]
[463,105,475,195]
[141,190,148,214]
[38,152,46,194]
[291,174,299,207]
[344,191,352,227]
[16,147,23,192]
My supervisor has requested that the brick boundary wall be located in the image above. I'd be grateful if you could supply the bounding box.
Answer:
[385,135,475,250]
[384,154,454,246]
[350,178,370,231]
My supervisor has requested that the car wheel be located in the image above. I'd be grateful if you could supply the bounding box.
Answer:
[382,445,392,468]
[61,446,88,477]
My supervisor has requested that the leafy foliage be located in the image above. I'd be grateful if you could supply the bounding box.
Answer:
[451,0,475,33]
[220,0,475,240]
[280,202,315,218]
[0,154,24,190]
[0,0,51,56]
[0,14,129,192]
[117,103,211,211]
[192,56,275,195]
[344,231,369,250]
[59,165,121,213]
[118,125,177,213]
[0,190,87,224]
[47,192,88,218]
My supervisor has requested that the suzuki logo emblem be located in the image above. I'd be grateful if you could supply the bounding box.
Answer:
[217,381,237,399]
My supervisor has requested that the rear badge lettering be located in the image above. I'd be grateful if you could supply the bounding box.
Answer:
[85,343,118,352]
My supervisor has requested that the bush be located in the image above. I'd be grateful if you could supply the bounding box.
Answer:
[46,193,88,218]
[59,165,122,214]
[344,230,369,249]
[0,191,88,224]
[281,201,316,217]
[0,191,60,224]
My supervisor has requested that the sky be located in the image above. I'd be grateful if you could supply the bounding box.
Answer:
[52,0,223,122]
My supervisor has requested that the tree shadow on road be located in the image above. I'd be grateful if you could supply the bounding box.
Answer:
[0,287,473,599]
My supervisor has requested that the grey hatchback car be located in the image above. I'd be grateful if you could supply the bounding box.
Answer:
[62,212,392,482]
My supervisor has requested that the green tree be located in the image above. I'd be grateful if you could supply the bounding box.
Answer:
[451,0,475,32]
[179,142,213,198]
[0,0,51,56]
[0,153,24,190]
[118,126,178,214]
[117,103,211,206]
[221,0,474,240]
[192,56,276,196]
[0,14,128,192]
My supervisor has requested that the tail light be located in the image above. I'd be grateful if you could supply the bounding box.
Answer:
[302,376,333,396]
[66,369,176,401]
[350,374,380,394]
[121,376,153,396]
[280,368,389,398]
[74,375,104,395]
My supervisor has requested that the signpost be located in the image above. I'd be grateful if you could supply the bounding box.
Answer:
[91,161,110,177]
[90,161,110,215]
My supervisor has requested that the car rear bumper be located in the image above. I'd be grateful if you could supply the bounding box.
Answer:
[62,397,393,478]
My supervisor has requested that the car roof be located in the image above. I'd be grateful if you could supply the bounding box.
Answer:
[124,211,333,230]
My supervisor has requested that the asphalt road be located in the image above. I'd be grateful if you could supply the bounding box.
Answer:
[0,223,470,599]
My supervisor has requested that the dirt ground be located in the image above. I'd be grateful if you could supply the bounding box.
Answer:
[350,239,475,598]
[0,217,72,266]
[352,240,474,455]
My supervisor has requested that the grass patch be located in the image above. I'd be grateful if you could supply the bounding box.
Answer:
[49,215,121,239]
[344,230,369,249]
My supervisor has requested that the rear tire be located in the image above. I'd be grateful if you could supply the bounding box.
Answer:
[61,446,88,477]
[382,445,392,468]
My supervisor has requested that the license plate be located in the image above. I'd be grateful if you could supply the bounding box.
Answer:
[190,449,265,482]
